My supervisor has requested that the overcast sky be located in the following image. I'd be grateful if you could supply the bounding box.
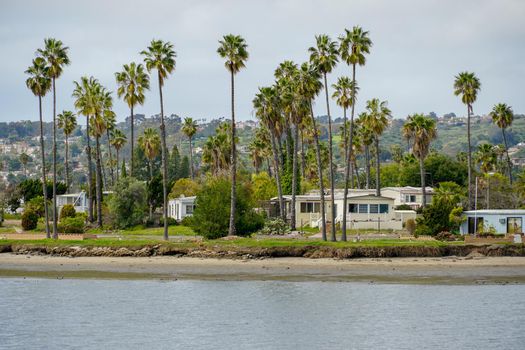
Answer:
[1,0,524,123]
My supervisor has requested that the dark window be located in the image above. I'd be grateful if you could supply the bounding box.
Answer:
[349,204,358,213]
[379,204,389,213]
[358,204,368,213]
[369,204,379,213]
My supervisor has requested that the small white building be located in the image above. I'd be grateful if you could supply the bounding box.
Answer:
[460,209,525,235]
[381,186,434,209]
[168,196,196,221]
[56,192,88,213]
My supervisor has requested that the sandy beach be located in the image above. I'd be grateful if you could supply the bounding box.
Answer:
[1,253,525,284]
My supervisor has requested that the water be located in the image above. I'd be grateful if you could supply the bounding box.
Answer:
[0,278,524,349]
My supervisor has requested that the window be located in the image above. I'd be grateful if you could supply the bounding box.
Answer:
[186,204,194,214]
[405,195,416,202]
[369,204,379,213]
[358,204,368,214]
[349,204,358,213]
[300,202,320,213]
[507,217,522,234]
[380,204,389,213]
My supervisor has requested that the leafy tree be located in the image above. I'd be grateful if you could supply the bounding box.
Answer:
[108,177,148,229]
[170,178,201,198]
[217,34,249,236]
[21,210,38,231]
[191,177,263,239]
[179,156,190,179]
[251,172,278,203]
[142,39,177,241]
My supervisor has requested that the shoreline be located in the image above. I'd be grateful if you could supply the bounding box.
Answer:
[2,254,525,284]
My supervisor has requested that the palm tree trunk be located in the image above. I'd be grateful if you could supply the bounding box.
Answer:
[130,105,134,177]
[106,130,115,186]
[38,96,50,238]
[189,136,194,179]
[86,115,94,223]
[310,101,326,241]
[157,73,169,241]
[291,120,299,230]
[267,158,272,178]
[95,136,103,228]
[300,130,306,178]
[115,149,120,182]
[228,70,237,236]
[365,144,370,189]
[270,128,285,220]
[354,158,361,189]
[323,73,336,242]
[342,106,349,241]
[375,136,381,197]
[284,114,292,165]
[502,128,513,184]
[149,160,153,221]
[467,104,473,209]
[349,63,357,189]
[65,134,70,192]
[101,153,107,191]
[277,136,284,169]
[419,157,427,207]
[52,78,57,239]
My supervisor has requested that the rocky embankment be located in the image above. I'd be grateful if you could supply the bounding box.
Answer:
[0,243,524,259]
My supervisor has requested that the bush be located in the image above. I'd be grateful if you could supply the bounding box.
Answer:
[191,176,264,239]
[258,218,290,235]
[180,216,193,227]
[405,218,416,236]
[60,204,76,220]
[170,178,201,199]
[25,196,47,218]
[108,177,148,229]
[396,204,412,211]
[435,231,459,241]
[21,209,38,230]
[58,216,85,233]
[160,217,178,226]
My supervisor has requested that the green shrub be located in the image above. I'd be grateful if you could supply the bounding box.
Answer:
[258,218,290,235]
[191,176,264,239]
[58,216,85,233]
[21,210,38,230]
[25,196,48,218]
[180,216,194,227]
[396,204,412,210]
[108,177,148,229]
[405,218,416,236]
[159,217,178,226]
[60,204,76,220]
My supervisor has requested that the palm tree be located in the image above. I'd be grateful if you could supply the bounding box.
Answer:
[182,117,198,179]
[115,62,150,176]
[402,114,437,207]
[141,40,176,241]
[37,38,70,239]
[475,143,497,209]
[20,153,30,177]
[309,34,339,241]
[332,76,358,241]
[454,71,481,209]
[363,99,391,196]
[110,129,127,182]
[139,128,161,220]
[297,62,326,240]
[356,113,374,189]
[25,57,51,238]
[57,110,77,192]
[103,110,117,187]
[253,86,285,220]
[490,103,514,184]
[217,34,249,236]
[72,76,98,223]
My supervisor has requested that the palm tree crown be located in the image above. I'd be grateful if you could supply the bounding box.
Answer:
[111,129,127,151]
[25,57,51,97]
[402,114,437,161]
[115,62,150,108]
[37,38,70,79]
[332,76,358,110]
[141,40,176,86]
[182,117,198,139]
[364,98,391,136]
[57,110,77,136]
[217,34,249,74]
[490,103,513,129]
[308,34,339,74]
[453,72,481,107]
[139,128,161,161]
[339,26,372,66]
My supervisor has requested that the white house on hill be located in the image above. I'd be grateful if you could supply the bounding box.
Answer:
[168,196,196,221]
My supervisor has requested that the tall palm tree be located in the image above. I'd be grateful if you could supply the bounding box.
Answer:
[297,62,326,240]
[20,153,30,177]
[253,86,285,220]
[332,76,358,241]
[402,114,437,207]
[141,40,176,241]
[309,34,339,241]
[139,128,161,220]
[37,38,70,239]
[356,113,374,189]
[115,62,150,176]
[72,76,98,223]
[339,26,372,239]
[454,71,481,209]
[110,129,127,182]
[217,34,249,236]
[490,103,514,184]
[103,111,116,186]
[57,110,77,192]
[25,57,51,238]
[475,143,497,209]
[363,99,391,196]
[182,117,198,179]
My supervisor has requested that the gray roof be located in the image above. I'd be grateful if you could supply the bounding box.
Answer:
[463,209,525,215]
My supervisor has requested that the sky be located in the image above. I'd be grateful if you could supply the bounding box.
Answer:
[1,0,524,123]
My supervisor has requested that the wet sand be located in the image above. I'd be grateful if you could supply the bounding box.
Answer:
[1,253,525,284]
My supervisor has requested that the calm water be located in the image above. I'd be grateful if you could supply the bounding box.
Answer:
[0,278,524,349]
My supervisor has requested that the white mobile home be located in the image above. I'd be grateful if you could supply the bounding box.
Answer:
[168,196,196,221]
[460,210,525,235]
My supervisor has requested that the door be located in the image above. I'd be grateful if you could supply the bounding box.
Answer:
[468,217,484,234]
[507,217,522,234]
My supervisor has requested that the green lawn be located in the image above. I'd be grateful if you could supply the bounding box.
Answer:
[85,225,195,236]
